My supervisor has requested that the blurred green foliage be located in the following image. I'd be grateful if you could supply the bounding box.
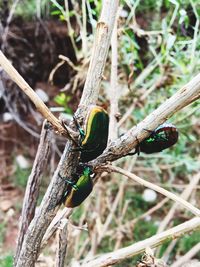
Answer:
[12,166,31,189]
[0,223,6,245]
[0,255,13,267]
[54,93,72,114]
[15,0,50,19]
[178,232,200,257]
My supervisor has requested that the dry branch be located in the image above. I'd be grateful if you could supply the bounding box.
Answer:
[155,171,200,258]
[41,207,72,250]
[79,0,119,108]
[15,143,77,267]
[92,72,200,166]
[171,242,200,267]
[81,217,200,267]
[105,165,200,216]
[108,12,119,141]
[15,121,52,264]
[0,50,68,136]
[56,218,69,267]
[13,1,120,266]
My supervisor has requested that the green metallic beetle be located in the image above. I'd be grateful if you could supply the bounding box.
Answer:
[74,105,109,163]
[129,123,179,155]
[62,166,93,208]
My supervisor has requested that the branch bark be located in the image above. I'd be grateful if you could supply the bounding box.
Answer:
[15,143,77,267]
[41,208,72,250]
[108,12,119,141]
[14,121,52,264]
[79,0,119,108]
[55,218,69,267]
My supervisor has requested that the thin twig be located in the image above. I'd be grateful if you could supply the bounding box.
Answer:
[48,60,65,84]
[110,198,169,238]
[79,0,119,108]
[15,120,52,264]
[104,165,200,216]
[55,218,69,267]
[63,0,79,57]
[108,10,119,141]
[81,0,88,57]
[0,50,67,136]
[157,171,200,233]
[41,208,72,250]
[171,242,200,267]
[59,55,80,71]
[97,177,125,244]
[155,171,200,259]
[1,0,20,51]
[1,87,40,138]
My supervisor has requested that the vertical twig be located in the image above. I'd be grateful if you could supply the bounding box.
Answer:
[41,208,72,250]
[1,0,20,51]
[189,0,199,72]
[79,0,119,108]
[14,121,52,264]
[81,0,88,57]
[108,10,119,141]
[63,0,79,57]
[55,219,69,267]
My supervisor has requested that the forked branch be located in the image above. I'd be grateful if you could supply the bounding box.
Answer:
[92,72,200,166]
[13,1,120,266]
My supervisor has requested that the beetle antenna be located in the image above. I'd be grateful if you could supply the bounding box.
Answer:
[61,120,79,146]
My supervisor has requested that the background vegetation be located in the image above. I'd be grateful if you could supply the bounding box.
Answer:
[0,0,200,266]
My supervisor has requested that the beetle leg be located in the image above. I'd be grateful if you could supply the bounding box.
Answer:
[125,149,137,156]
[65,178,78,190]
[135,136,141,155]
[70,147,81,152]
[136,145,140,155]
[122,147,139,157]
[57,173,78,206]
[44,121,53,130]
[58,172,78,190]
[73,116,85,141]
[124,136,141,156]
